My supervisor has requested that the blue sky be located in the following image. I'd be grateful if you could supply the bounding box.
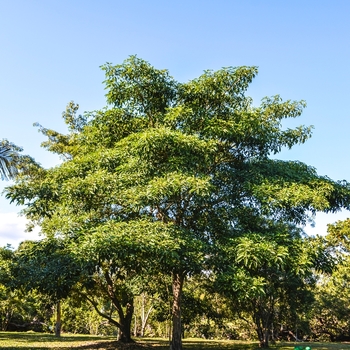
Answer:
[1,0,350,246]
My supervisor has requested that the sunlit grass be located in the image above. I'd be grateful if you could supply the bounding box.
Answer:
[0,332,349,350]
[0,331,115,349]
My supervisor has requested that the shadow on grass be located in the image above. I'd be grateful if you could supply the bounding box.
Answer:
[139,338,350,350]
[139,338,259,349]
[1,333,350,350]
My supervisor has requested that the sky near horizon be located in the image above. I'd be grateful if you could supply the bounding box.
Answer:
[1,0,350,247]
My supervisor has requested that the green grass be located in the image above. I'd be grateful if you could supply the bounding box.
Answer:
[0,332,349,350]
[147,338,350,350]
[0,332,115,349]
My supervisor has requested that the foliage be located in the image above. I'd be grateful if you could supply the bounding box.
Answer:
[12,239,81,303]
[307,220,350,341]
[326,218,350,253]
[0,246,53,332]
[214,223,335,347]
[310,256,350,341]
[0,139,37,181]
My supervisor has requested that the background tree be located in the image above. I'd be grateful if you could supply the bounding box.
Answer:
[310,255,350,342]
[6,56,350,349]
[12,239,81,337]
[214,222,334,347]
[307,218,350,341]
[0,245,52,332]
[0,245,16,330]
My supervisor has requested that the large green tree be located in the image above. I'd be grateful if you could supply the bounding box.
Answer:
[5,57,350,349]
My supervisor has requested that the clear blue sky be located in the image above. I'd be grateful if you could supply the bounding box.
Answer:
[1,0,350,246]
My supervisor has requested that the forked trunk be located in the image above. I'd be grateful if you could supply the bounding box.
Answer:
[170,272,184,350]
[84,291,135,343]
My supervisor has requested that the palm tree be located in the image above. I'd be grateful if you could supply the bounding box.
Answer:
[0,140,19,180]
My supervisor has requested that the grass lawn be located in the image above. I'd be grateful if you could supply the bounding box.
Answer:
[0,332,349,350]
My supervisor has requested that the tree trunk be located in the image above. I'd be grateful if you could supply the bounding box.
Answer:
[256,325,270,348]
[4,308,13,331]
[170,272,184,350]
[118,301,134,343]
[134,314,138,337]
[255,317,269,348]
[119,326,132,343]
[140,293,153,337]
[261,329,269,348]
[54,301,61,337]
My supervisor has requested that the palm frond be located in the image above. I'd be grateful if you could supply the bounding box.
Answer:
[0,143,19,180]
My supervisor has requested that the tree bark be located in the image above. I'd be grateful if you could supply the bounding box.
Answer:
[54,301,61,337]
[134,314,138,337]
[261,329,269,348]
[255,315,269,348]
[140,293,153,337]
[4,308,13,331]
[170,272,184,350]
[118,301,134,343]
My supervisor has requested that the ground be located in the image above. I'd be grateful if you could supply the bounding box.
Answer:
[0,332,349,350]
